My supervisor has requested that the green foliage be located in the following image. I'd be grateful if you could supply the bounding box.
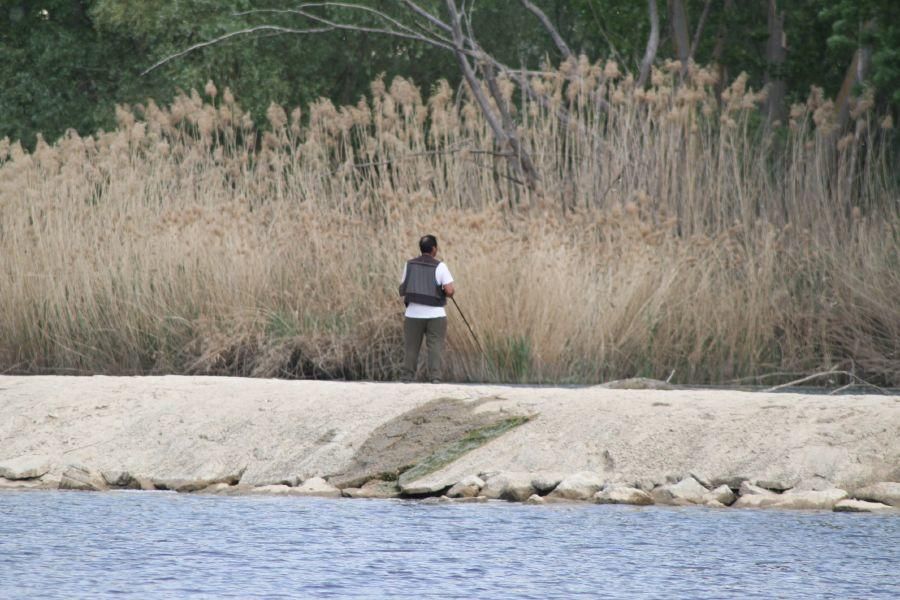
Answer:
[1,0,898,148]
[397,415,531,487]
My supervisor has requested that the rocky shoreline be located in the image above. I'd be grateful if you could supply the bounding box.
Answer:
[1,455,899,513]
[1,375,898,514]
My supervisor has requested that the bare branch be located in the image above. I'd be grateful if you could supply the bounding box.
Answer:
[233,5,459,53]
[688,0,714,63]
[444,1,506,143]
[400,0,452,34]
[520,0,573,60]
[141,25,334,75]
[637,0,660,87]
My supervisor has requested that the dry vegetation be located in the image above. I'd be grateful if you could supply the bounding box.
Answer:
[1,59,898,385]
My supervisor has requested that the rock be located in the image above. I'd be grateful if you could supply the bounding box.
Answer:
[705,500,727,508]
[599,378,674,390]
[0,477,44,489]
[689,472,712,489]
[772,489,848,510]
[198,483,232,494]
[481,472,535,502]
[731,482,779,508]
[792,476,834,491]
[451,496,489,503]
[0,455,51,480]
[153,478,197,492]
[703,485,737,506]
[753,478,795,492]
[739,481,774,496]
[633,478,656,493]
[834,499,895,513]
[59,465,107,491]
[710,475,748,490]
[652,476,708,505]
[525,494,545,505]
[154,466,246,493]
[447,475,485,498]
[101,470,134,488]
[531,473,564,495]
[101,471,145,490]
[135,477,157,491]
[343,480,401,499]
[294,477,341,498]
[852,482,900,508]
[594,486,654,506]
[251,484,295,495]
[732,493,781,509]
[549,472,606,501]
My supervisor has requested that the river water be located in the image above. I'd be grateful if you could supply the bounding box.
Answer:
[1,491,897,599]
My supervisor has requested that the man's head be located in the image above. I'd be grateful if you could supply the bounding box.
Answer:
[419,234,438,256]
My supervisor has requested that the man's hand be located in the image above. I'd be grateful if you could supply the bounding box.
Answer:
[443,283,455,297]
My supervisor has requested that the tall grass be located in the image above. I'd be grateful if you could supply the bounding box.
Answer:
[1,61,897,384]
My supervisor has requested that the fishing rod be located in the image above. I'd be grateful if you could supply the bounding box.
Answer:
[450,296,491,368]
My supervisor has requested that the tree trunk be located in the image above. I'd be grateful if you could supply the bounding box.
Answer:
[638,0,660,88]
[835,20,875,131]
[764,0,787,124]
[668,0,691,67]
[711,0,734,99]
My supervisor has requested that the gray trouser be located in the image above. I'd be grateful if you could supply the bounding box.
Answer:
[403,317,447,380]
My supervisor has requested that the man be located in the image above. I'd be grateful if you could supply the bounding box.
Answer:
[399,234,455,382]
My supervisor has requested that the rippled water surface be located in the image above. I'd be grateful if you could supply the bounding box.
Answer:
[1,491,898,599]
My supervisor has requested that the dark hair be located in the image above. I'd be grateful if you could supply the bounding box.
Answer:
[419,234,438,254]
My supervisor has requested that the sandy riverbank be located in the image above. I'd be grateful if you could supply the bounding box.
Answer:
[1,376,898,510]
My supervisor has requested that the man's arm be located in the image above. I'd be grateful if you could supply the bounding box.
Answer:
[443,282,455,297]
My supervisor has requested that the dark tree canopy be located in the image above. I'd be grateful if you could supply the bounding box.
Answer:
[2,0,897,147]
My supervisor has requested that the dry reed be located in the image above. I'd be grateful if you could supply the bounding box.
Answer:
[1,62,897,385]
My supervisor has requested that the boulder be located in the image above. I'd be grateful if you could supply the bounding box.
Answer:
[600,378,673,390]
[852,482,900,508]
[689,472,712,489]
[481,472,536,502]
[772,489,848,510]
[294,477,341,498]
[834,499,895,513]
[155,466,246,493]
[251,484,295,495]
[652,476,708,505]
[732,493,781,509]
[753,478,795,493]
[447,475,485,499]
[451,496,489,504]
[703,485,737,506]
[633,478,656,493]
[59,465,107,491]
[710,475,748,491]
[594,486,654,506]
[0,455,51,480]
[0,477,44,489]
[739,481,774,496]
[792,476,834,492]
[705,500,727,508]
[732,484,780,508]
[549,472,606,501]
[102,470,137,488]
[198,483,233,494]
[343,480,401,499]
[135,477,157,491]
[531,473,564,495]
[525,494,545,505]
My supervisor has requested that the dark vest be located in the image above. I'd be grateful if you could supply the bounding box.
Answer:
[399,255,446,307]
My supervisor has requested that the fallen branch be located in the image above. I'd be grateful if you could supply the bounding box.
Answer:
[764,367,887,394]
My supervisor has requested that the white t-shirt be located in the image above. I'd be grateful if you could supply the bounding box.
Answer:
[400,261,454,319]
